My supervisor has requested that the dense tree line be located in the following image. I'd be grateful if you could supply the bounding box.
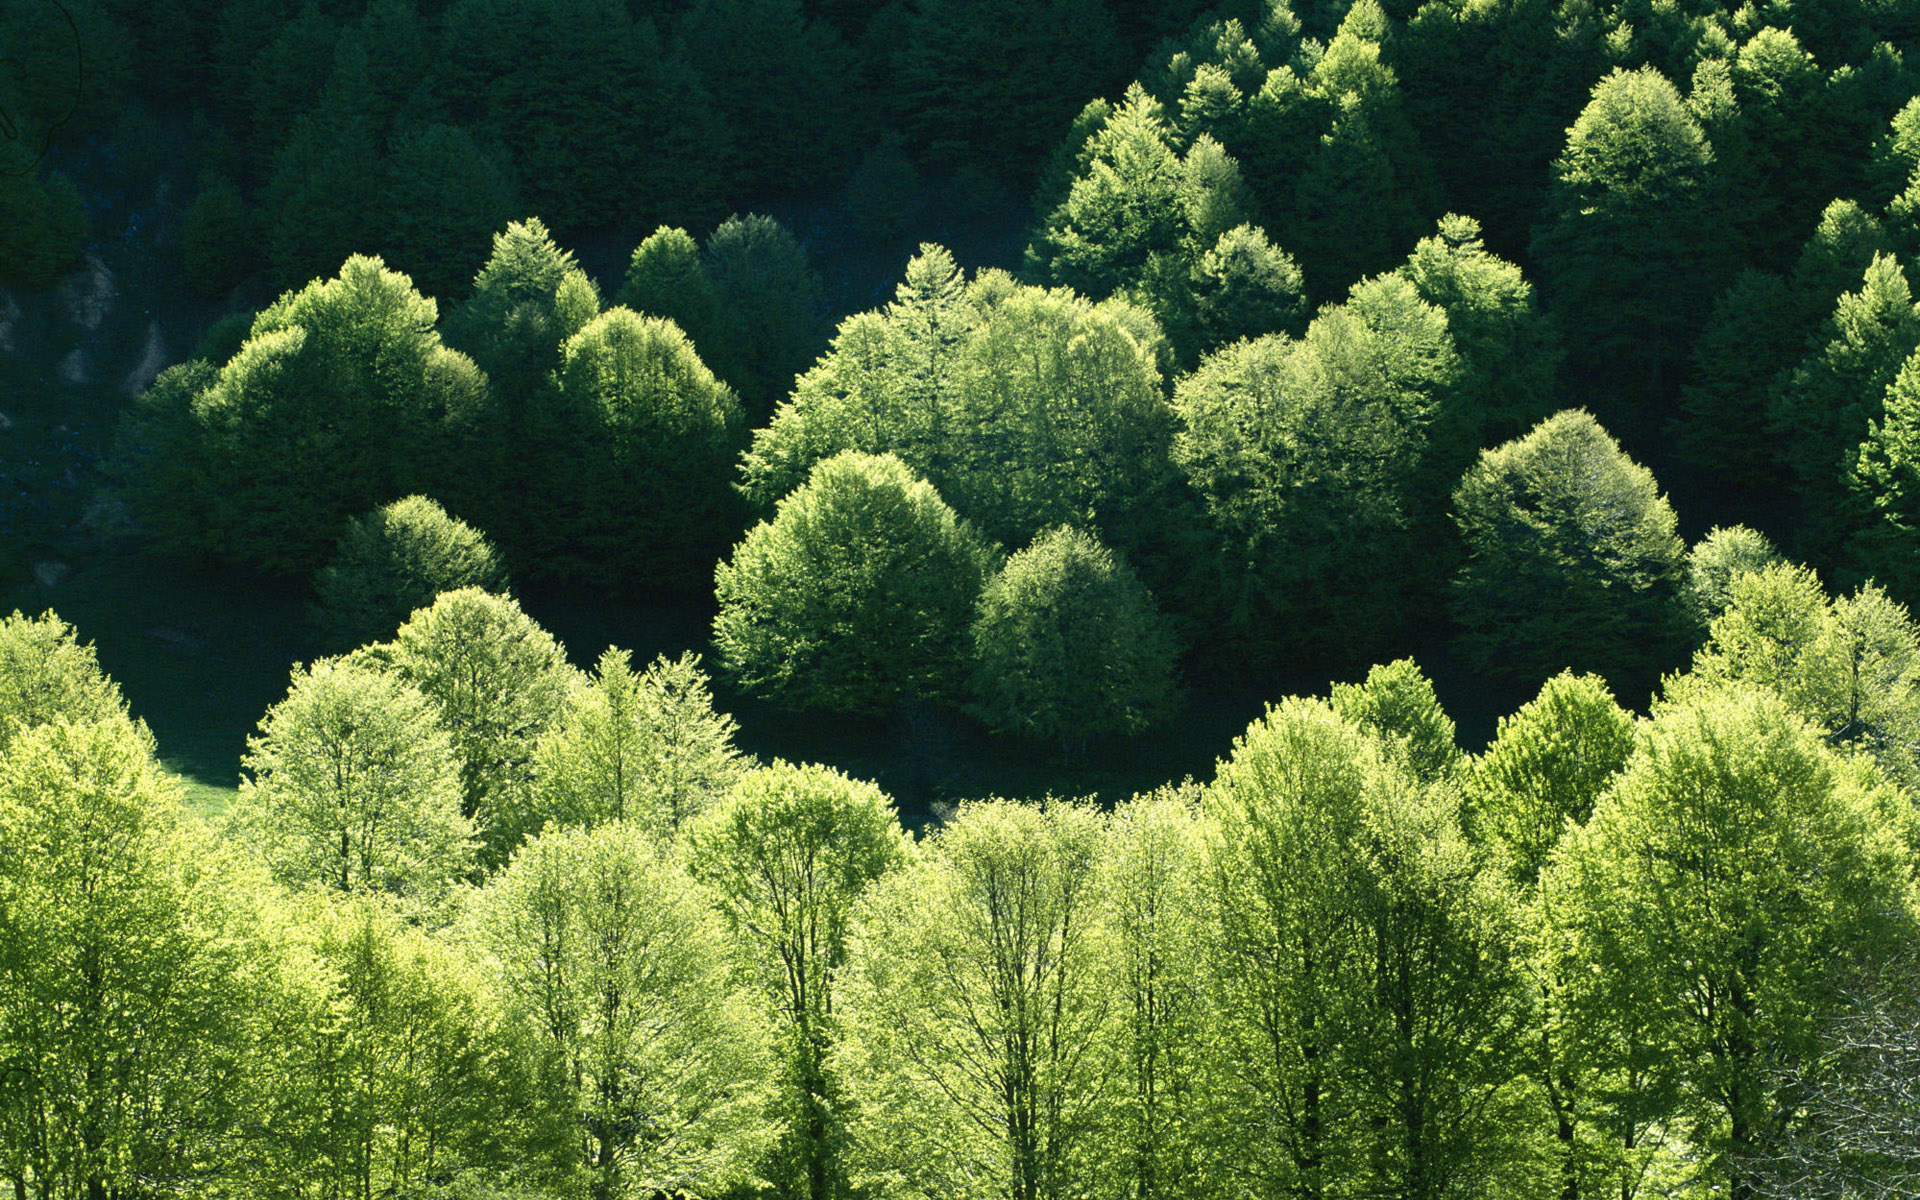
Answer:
[6,564,1920,1198]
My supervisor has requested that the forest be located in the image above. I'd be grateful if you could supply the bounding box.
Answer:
[7,0,1920,1196]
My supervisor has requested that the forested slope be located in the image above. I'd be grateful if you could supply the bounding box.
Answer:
[8,0,1920,1197]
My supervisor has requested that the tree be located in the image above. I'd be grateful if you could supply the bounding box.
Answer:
[714,452,994,715]
[136,256,492,575]
[373,123,519,302]
[1543,685,1919,1199]
[1328,657,1464,786]
[890,0,1123,183]
[838,798,1113,1200]
[969,526,1177,759]
[1531,66,1726,414]
[741,245,1177,558]
[701,214,826,419]
[531,649,746,835]
[1098,787,1216,1200]
[1847,348,1920,602]
[0,610,125,755]
[387,588,579,867]
[546,307,745,590]
[1450,410,1688,693]
[0,716,254,1200]
[1171,276,1459,663]
[440,218,602,564]
[182,176,252,299]
[684,761,911,1200]
[1770,254,1920,564]
[1683,524,1785,633]
[1397,214,1560,446]
[312,495,509,651]
[616,226,723,353]
[1679,563,1920,794]
[1466,670,1635,885]
[228,657,475,914]
[470,821,772,1200]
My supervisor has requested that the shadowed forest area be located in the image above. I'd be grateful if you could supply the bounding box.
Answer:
[8,0,1920,1197]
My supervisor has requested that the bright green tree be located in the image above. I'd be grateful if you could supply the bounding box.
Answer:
[1451,410,1688,692]
[387,588,579,866]
[616,226,723,353]
[531,649,746,835]
[312,494,509,651]
[1682,524,1784,633]
[0,716,254,1200]
[838,798,1113,1200]
[1847,348,1920,602]
[1543,685,1919,1199]
[0,610,125,754]
[715,452,994,714]
[969,526,1177,759]
[1328,657,1464,786]
[471,821,773,1200]
[229,657,475,915]
[685,761,910,1200]
[1467,670,1635,885]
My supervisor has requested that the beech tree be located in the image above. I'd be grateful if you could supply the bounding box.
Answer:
[969,526,1177,758]
[1543,685,1919,1199]
[531,650,746,835]
[471,821,772,1199]
[740,245,1176,557]
[685,762,911,1200]
[1683,524,1785,632]
[1451,410,1687,691]
[229,657,475,915]
[312,495,509,650]
[0,716,254,1200]
[715,452,994,714]
[0,610,125,754]
[838,799,1113,1200]
[387,588,580,866]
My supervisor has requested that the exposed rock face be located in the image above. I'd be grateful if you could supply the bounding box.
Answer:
[123,320,166,395]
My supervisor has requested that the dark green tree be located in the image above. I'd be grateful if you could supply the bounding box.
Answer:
[969,526,1178,759]
[311,494,509,650]
[701,214,826,420]
[1531,66,1726,415]
[373,123,518,302]
[1450,410,1688,692]
[714,452,994,715]
[546,308,745,590]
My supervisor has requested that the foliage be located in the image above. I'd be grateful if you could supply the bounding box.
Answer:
[0,715,254,1200]
[1451,410,1688,691]
[387,588,579,867]
[182,176,253,299]
[1467,670,1636,884]
[969,526,1177,756]
[124,255,491,576]
[684,761,911,1200]
[838,798,1112,1200]
[1328,657,1464,785]
[543,307,745,590]
[229,657,474,914]
[0,610,126,756]
[715,452,994,715]
[312,494,509,651]
[1171,273,1460,662]
[531,649,746,836]
[471,821,773,1198]
[1543,684,1919,1194]
[740,245,1177,557]
[1683,524,1785,633]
